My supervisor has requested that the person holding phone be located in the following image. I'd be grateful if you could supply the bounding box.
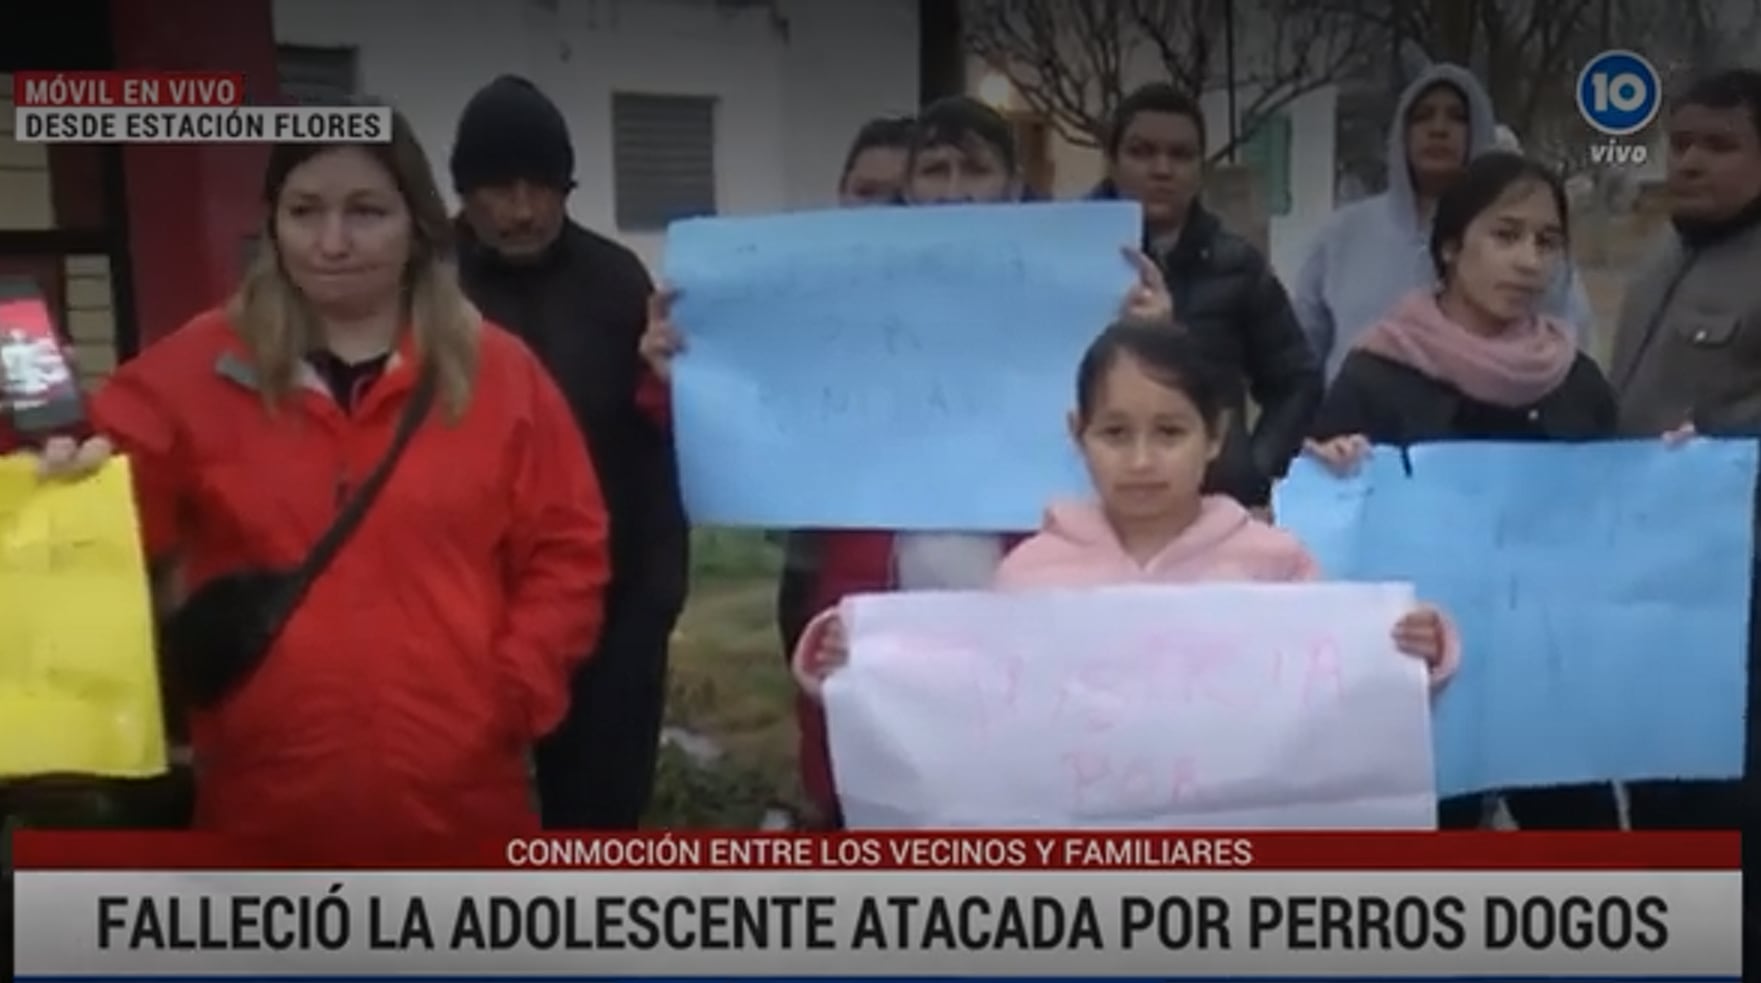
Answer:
[25,110,612,855]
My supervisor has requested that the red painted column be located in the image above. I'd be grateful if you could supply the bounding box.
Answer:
[110,0,279,347]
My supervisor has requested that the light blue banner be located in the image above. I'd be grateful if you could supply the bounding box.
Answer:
[1274,439,1757,798]
[663,201,1140,531]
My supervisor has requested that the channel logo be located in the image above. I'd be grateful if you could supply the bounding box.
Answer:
[1576,49,1663,137]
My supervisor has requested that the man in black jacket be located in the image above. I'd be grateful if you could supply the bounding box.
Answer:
[449,75,688,829]
[1150,202,1320,509]
[1092,83,1321,512]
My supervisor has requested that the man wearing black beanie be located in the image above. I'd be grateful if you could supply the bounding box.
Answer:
[452,75,688,830]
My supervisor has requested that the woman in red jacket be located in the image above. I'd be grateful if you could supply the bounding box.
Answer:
[29,110,611,855]
[638,98,1171,828]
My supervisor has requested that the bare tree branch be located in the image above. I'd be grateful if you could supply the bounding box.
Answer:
[1206,0,1379,161]
[962,0,1378,163]
[1512,0,1598,144]
[1332,0,1735,151]
[961,0,1127,148]
[1125,0,1212,98]
[961,0,1740,178]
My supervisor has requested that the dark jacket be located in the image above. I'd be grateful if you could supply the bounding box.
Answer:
[1094,187,1322,506]
[456,220,689,622]
[1610,203,1761,437]
[1312,350,1618,444]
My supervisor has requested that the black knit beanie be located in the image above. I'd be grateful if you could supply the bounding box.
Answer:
[449,75,575,194]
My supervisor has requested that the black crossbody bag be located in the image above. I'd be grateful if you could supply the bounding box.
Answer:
[160,367,437,710]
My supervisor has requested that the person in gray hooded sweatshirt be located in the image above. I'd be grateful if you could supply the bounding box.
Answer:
[1293,63,1594,381]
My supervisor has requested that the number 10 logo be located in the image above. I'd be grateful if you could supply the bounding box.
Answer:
[1576,50,1662,137]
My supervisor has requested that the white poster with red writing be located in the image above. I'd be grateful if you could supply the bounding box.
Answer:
[826,582,1435,829]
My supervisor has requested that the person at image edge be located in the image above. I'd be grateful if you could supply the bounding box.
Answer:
[29,110,611,852]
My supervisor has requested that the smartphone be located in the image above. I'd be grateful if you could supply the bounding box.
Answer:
[0,276,86,440]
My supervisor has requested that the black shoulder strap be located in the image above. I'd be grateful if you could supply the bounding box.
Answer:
[284,365,437,601]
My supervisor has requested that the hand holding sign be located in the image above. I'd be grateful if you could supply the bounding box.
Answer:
[638,286,685,383]
[661,200,1141,530]
[32,434,114,482]
[1276,439,1758,796]
[1117,247,1173,325]
[1304,433,1373,477]
[1391,604,1449,670]
[793,612,851,698]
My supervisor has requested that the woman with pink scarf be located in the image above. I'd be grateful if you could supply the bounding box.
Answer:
[1304,151,1619,830]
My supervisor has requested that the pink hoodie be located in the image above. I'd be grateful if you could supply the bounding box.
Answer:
[997,494,1320,588]
[793,494,1460,690]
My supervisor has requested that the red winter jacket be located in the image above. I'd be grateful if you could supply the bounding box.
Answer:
[91,310,611,854]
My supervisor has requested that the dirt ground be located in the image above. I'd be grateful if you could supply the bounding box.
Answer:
[648,530,801,827]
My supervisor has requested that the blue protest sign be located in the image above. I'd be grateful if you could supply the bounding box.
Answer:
[1275,439,1757,798]
[663,201,1140,530]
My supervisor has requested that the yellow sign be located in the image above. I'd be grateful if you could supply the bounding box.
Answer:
[0,453,166,778]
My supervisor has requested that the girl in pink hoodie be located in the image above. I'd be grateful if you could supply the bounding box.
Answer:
[791,318,1459,721]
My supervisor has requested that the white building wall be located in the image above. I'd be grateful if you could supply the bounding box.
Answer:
[1226,86,1335,284]
[776,0,920,211]
[272,0,918,271]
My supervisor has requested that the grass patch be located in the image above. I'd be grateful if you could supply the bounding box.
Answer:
[643,529,801,829]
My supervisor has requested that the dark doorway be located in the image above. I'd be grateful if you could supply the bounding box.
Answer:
[918,0,964,106]
[0,0,111,70]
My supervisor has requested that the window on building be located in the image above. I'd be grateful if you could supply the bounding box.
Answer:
[277,45,359,104]
[1240,110,1293,217]
[612,92,718,232]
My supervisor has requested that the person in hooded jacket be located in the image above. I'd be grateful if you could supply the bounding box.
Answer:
[1294,64,1594,382]
[1306,151,1620,830]
[1089,83,1321,513]
[448,76,687,831]
[36,110,610,854]
[639,96,1173,828]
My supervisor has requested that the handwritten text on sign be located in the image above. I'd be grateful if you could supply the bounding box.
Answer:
[823,583,1435,830]
[662,201,1140,531]
[1274,439,1758,797]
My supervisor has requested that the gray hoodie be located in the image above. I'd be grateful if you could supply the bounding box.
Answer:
[1291,63,1594,380]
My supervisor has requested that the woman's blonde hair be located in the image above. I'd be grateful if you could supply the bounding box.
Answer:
[227,107,479,420]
